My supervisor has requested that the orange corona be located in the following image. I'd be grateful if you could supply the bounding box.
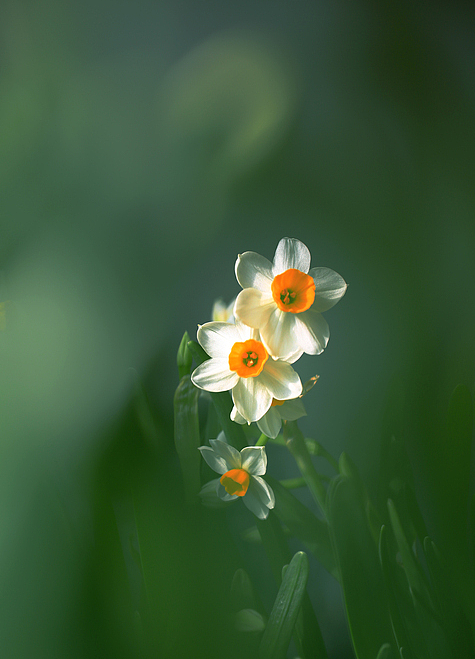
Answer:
[228,338,268,377]
[220,469,250,496]
[271,269,315,313]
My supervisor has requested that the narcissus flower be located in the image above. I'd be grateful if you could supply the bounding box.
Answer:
[199,433,275,519]
[191,321,302,423]
[231,396,307,439]
[234,237,347,361]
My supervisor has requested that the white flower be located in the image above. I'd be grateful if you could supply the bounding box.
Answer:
[198,433,275,519]
[231,396,306,439]
[211,297,235,323]
[191,321,302,423]
[234,237,347,361]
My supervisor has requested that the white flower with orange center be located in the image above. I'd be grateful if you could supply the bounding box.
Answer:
[198,433,275,519]
[231,396,307,439]
[234,237,347,361]
[191,321,302,423]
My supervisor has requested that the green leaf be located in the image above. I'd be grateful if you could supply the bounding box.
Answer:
[259,552,309,659]
[423,537,473,658]
[173,375,201,503]
[266,475,338,580]
[328,476,395,658]
[388,500,455,659]
[387,499,434,615]
[281,564,329,659]
[379,525,416,656]
[177,331,193,378]
[304,437,339,471]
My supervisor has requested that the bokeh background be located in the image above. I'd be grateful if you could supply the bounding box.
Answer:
[1,0,474,657]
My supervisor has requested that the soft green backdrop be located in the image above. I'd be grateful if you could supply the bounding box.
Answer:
[1,1,474,657]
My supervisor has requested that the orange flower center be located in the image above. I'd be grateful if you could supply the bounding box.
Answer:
[228,338,268,378]
[271,398,285,407]
[271,269,315,313]
[220,468,250,496]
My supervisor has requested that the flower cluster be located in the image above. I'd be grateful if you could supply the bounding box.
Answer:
[193,237,346,518]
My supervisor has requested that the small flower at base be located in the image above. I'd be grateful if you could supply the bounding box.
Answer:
[198,435,275,519]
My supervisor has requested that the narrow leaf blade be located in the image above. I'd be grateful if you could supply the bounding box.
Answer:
[259,551,309,659]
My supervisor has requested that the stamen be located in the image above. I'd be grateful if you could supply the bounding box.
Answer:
[229,339,269,377]
[243,350,259,367]
[280,289,296,305]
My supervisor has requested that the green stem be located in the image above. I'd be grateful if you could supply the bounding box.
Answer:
[255,433,270,446]
[305,438,339,472]
[284,421,327,516]
[280,477,307,489]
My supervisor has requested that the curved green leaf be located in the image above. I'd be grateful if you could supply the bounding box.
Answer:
[259,551,309,659]
[173,375,201,502]
[387,499,434,615]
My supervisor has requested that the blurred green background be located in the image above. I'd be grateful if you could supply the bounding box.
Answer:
[1,0,474,656]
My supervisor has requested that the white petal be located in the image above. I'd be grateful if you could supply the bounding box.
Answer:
[257,407,282,439]
[273,237,311,275]
[293,309,330,355]
[216,430,227,443]
[234,289,275,330]
[230,406,246,425]
[279,398,307,421]
[286,347,304,364]
[199,479,221,497]
[209,439,242,469]
[198,446,228,474]
[242,487,270,519]
[217,480,239,502]
[261,308,299,361]
[259,359,302,401]
[191,359,239,392]
[309,267,347,312]
[235,251,274,292]
[232,377,272,423]
[197,322,240,358]
[251,476,275,509]
[240,446,267,475]
[199,479,229,507]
